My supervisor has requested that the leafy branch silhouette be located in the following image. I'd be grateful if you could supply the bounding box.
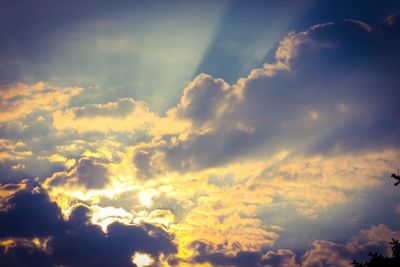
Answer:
[351,239,400,267]
[391,173,400,186]
[350,173,400,267]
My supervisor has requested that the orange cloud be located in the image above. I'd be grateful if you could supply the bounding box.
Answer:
[52,98,188,135]
[0,82,81,122]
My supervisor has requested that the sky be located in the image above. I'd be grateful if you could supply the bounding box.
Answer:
[0,0,400,266]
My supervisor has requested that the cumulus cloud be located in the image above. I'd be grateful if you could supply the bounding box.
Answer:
[171,73,232,124]
[128,17,400,177]
[0,181,177,266]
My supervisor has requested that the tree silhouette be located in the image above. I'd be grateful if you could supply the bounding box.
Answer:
[351,173,400,266]
[350,239,400,267]
[391,173,400,186]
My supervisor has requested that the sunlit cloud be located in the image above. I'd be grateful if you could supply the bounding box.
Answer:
[1,2,400,266]
[52,98,188,135]
[0,82,81,123]
[132,252,154,267]
[139,189,158,208]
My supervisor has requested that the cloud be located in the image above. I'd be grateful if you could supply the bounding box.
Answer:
[0,82,81,123]
[45,157,110,189]
[74,98,136,118]
[262,249,299,267]
[53,98,187,135]
[190,242,299,267]
[0,181,67,239]
[1,14,400,267]
[75,158,109,189]
[2,17,399,183]
[0,181,177,266]
[0,139,32,161]
[127,17,400,176]
[171,73,232,124]
[132,147,160,180]
[0,239,53,267]
[301,224,400,267]
[190,241,262,267]
[187,224,400,267]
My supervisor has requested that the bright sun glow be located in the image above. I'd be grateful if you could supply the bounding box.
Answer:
[138,189,158,207]
[132,252,154,267]
[90,206,133,232]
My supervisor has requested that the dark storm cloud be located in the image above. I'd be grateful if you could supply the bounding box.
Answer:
[50,208,176,267]
[0,182,177,266]
[0,182,66,238]
[0,243,53,267]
